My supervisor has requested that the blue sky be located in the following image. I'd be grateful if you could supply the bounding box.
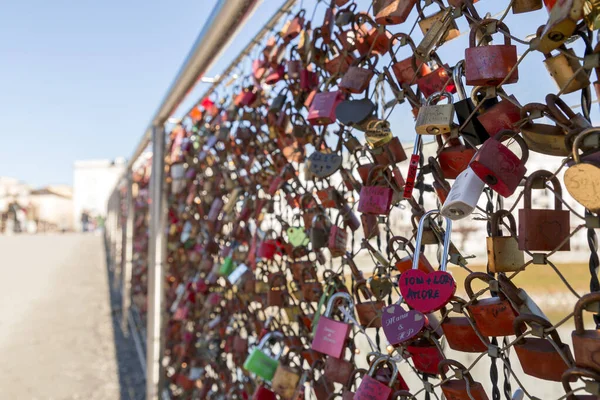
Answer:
[1,1,597,186]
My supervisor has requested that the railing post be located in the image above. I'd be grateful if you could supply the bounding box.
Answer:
[146,124,167,399]
[121,172,135,332]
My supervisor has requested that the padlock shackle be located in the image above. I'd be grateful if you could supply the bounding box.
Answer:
[257,331,285,356]
[490,209,517,237]
[438,359,475,383]
[545,93,576,126]
[493,130,529,164]
[440,295,468,318]
[571,127,600,163]
[388,235,415,260]
[469,18,512,48]
[513,313,562,345]
[464,272,500,300]
[367,355,399,388]
[345,368,367,391]
[428,157,451,192]
[561,367,600,400]
[270,272,287,289]
[389,32,416,63]
[452,60,467,101]
[520,102,552,122]
[426,90,454,106]
[416,0,446,19]
[412,210,452,271]
[324,291,355,318]
[573,292,600,334]
[523,169,563,211]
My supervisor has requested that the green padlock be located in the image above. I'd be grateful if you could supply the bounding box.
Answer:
[243,331,284,381]
[218,256,235,276]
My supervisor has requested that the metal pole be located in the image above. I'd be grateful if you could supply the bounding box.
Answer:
[121,173,134,332]
[146,125,167,400]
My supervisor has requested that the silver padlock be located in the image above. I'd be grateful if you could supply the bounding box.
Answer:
[441,166,484,220]
[415,91,455,135]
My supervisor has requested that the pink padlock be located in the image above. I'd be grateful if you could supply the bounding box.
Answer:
[307,90,344,126]
[311,293,354,358]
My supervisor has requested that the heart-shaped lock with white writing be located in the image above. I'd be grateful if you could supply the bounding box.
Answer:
[399,210,456,314]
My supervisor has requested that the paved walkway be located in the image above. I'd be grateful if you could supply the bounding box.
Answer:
[0,233,145,400]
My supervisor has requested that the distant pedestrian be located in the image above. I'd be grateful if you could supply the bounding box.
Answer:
[81,211,90,232]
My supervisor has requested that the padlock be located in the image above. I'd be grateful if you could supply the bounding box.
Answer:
[300,67,319,92]
[354,282,385,328]
[572,292,600,371]
[436,135,476,179]
[324,347,355,385]
[564,128,600,213]
[311,213,331,250]
[561,367,600,400]
[473,89,522,137]
[414,6,458,60]
[308,90,344,126]
[342,368,367,400]
[317,187,342,209]
[352,13,395,56]
[406,337,445,375]
[537,0,584,54]
[267,273,287,308]
[375,0,417,25]
[417,1,460,44]
[370,136,408,166]
[324,41,357,76]
[439,359,490,399]
[354,356,398,400]
[519,102,570,157]
[415,91,455,135]
[258,229,279,260]
[518,170,571,252]
[400,210,456,314]
[357,165,394,215]
[282,9,305,42]
[470,130,529,197]
[287,46,303,80]
[410,213,438,245]
[465,19,519,87]
[415,55,457,98]
[389,235,434,274]
[441,297,490,353]
[514,314,574,382]
[361,213,380,240]
[513,0,543,13]
[441,166,485,220]
[487,210,525,273]
[328,213,348,258]
[340,55,378,94]
[465,272,518,337]
[312,292,354,358]
[272,349,302,400]
[243,331,285,381]
[544,45,590,94]
[301,265,323,302]
[453,61,490,147]
[389,33,431,86]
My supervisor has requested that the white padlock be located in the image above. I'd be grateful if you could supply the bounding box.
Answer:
[441,166,485,220]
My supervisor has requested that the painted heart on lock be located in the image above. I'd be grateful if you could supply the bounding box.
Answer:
[286,227,309,247]
[399,270,456,314]
[381,304,427,345]
[307,151,342,178]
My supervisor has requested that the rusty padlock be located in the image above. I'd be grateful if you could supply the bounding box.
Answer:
[439,359,490,400]
[375,0,417,25]
[441,297,490,353]
[354,281,385,328]
[465,272,518,337]
[465,19,519,87]
[572,292,600,371]
[514,314,574,382]
[518,170,571,252]
[390,33,431,86]
[416,0,460,44]
[389,235,434,274]
[339,55,378,94]
[561,367,600,400]
[436,135,476,179]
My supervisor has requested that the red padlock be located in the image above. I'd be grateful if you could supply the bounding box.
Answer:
[406,338,445,375]
[357,166,394,215]
[390,33,431,86]
[465,19,519,86]
[469,130,529,197]
[308,91,344,126]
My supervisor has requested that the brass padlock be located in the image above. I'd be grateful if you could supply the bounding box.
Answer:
[415,6,457,60]
[416,1,459,44]
[487,210,525,273]
[520,102,570,157]
[584,0,600,29]
[537,0,585,54]
[564,128,600,212]
[543,45,590,94]
[415,91,455,135]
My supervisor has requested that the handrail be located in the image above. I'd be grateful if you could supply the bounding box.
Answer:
[125,0,263,172]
